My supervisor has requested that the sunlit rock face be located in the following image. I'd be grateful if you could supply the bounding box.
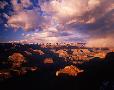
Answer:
[8,53,25,68]
[72,49,90,55]
[71,55,88,61]
[56,65,84,76]
[72,49,81,55]
[33,50,45,55]
[71,49,90,60]
[81,49,91,54]
[28,48,45,55]
[56,50,69,58]
[23,51,32,56]
[43,58,54,64]
[93,51,107,59]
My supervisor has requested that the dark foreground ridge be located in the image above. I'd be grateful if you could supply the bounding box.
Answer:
[0,43,114,90]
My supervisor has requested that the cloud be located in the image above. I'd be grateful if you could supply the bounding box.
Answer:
[4,0,114,47]
[41,0,105,25]
[8,0,111,31]
[86,37,114,48]
[20,31,60,43]
[8,0,103,31]
[18,28,87,44]
[11,0,33,12]
[7,10,49,31]
[81,6,114,47]
[20,0,33,8]
[0,1,8,9]
[59,0,114,47]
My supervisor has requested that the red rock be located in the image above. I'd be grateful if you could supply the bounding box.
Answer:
[43,58,54,64]
[33,50,44,55]
[8,53,25,68]
[56,65,84,76]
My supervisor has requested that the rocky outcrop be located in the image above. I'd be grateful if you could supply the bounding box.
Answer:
[8,53,25,68]
[56,50,69,58]
[56,65,84,76]
[43,58,54,64]
[33,50,44,55]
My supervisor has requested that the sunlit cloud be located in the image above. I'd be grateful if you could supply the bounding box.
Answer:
[8,10,49,31]
[1,0,114,47]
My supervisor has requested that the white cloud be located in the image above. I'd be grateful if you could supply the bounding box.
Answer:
[8,10,49,31]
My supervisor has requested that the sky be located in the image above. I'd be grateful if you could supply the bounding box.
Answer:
[0,0,114,47]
